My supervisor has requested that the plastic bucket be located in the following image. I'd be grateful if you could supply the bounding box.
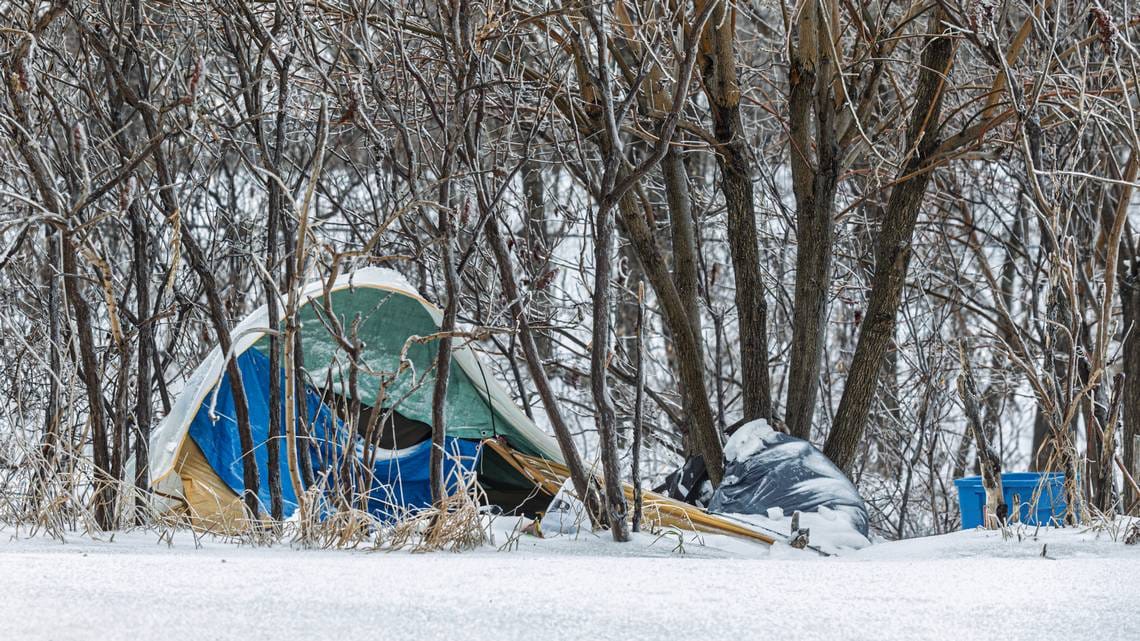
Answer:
[953,472,1067,529]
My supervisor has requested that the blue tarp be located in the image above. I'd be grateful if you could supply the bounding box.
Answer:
[187,348,480,519]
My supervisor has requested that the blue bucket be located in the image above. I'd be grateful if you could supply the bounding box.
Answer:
[953,472,1067,529]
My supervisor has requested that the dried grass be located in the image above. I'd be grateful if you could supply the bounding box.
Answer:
[1,426,497,554]
[384,469,491,553]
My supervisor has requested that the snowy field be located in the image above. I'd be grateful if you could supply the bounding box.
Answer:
[2,522,1139,641]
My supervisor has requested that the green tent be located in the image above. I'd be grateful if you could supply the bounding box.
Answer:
[149,267,563,528]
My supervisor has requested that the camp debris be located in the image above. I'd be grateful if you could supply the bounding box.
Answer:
[659,419,871,544]
[483,439,779,545]
[148,267,782,546]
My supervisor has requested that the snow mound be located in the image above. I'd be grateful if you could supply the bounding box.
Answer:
[725,510,872,555]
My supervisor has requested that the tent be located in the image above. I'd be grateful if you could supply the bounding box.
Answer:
[149,267,564,530]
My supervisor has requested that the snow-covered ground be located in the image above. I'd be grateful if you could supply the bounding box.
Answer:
[2,521,1138,641]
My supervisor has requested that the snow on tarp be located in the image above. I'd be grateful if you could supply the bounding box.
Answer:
[658,419,871,547]
[708,419,870,538]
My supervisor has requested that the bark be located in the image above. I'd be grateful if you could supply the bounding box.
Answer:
[520,156,553,360]
[110,344,130,492]
[591,193,631,541]
[263,166,285,520]
[631,281,646,533]
[785,1,841,440]
[697,0,771,421]
[1121,255,1140,511]
[823,10,955,473]
[1029,409,1054,472]
[1097,374,1125,512]
[292,315,316,488]
[263,205,284,521]
[39,226,62,494]
[430,186,459,508]
[259,37,293,522]
[284,106,327,507]
[1040,247,1083,523]
[662,147,702,359]
[283,189,315,489]
[62,238,117,529]
[661,146,702,450]
[130,205,153,515]
[189,238,262,517]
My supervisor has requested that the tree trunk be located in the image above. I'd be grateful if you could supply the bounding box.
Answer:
[430,184,459,508]
[591,193,632,541]
[263,187,284,521]
[130,205,154,519]
[62,237,117,529]
[631,281,646,532]
[661,145,702,450]
[1097,374,1125,513]
[259,43,293,522]
[282,191,316,489]
[697,0,771,421]
[617,190,725,483]
[1028,408,1051,471]
[189,238,262,519]
[1120,258,1140,511]
[39,225,63,501]
[520,156,553,360]
[663,146,702,358]
[823,10,955,473]
[785,1,840,440]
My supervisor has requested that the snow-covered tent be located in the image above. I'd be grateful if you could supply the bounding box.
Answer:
[149,267,564,530]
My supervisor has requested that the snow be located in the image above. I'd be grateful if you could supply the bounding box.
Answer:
[3,522,1139,641]
[724,508,872,555]
[722,418,775,462]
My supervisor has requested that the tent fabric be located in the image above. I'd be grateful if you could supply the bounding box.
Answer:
[654,456,713,506]
[188,346,481,519]
[150,267,562,487]
[176,439,245,531]
[707,420,870,536]
[249,285,518,449]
